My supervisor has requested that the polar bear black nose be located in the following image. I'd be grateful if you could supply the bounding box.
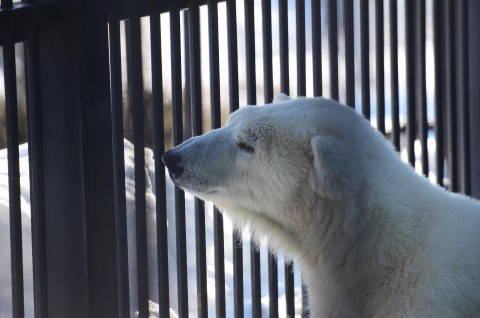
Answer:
[161,150,184,179]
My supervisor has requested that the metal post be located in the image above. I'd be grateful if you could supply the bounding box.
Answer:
[27,3,96,318]
[27,0,121,316]
[467,0,480,198]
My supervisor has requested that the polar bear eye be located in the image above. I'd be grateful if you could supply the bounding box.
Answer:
[237,141,255,153]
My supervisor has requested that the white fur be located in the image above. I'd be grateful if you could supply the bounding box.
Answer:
[163,96,480,317]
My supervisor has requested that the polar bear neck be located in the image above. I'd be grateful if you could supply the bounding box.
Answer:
[297,139,437,316]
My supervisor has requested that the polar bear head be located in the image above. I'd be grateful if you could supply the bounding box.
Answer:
[162,95,381,253]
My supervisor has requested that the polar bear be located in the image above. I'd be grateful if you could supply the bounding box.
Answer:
[162,95,480,317]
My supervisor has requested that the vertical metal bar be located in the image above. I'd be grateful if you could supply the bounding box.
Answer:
[405,0,416,166]
[262,0,274,103]
[416,0,428,176]
[375,0,385,134]
[108,19,130,318]
[149,14,171,318]
[79,0,121,315]
[285,262,295,317]
[207,1,226,316]
[187,1,208,316]
[445,0,458,192]
[433,0,445,186]
[344,0,355,108]
[279,0,294,315]
[328,0,338,100]
[213,204,226,318]
[279,0,289,95]
[466,0,480,198]
[245,0,257,103]
[183,13,192,140]
[244,1,262,316]
[360,0,370,119]
[390,0,400,150]
[227,0,240,114]
[267,250,278,318]
[226,0,244,316]
[279,2,295,316]
[250,242,261,318]
[24,20,48,318]
[311,0,322,96]
[208,0,222,129]
[261,0,278,316]
[457,0,471,195]
[194,196,207,318]
[24,6,100,316]
[170,6,189,317]
[296,0,306,96]
[125,17,149,318]
[4,18,25,318]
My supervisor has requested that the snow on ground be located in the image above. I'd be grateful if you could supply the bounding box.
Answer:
[0,140,303,318]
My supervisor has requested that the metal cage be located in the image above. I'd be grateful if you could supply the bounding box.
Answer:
[0,0,479,317]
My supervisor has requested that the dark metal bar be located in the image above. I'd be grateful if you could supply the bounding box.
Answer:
[267,250,278,318]
[360,0,370,119]
[416,0,428,176]
[250,241,261,318]
[311,0,322,96]
[227,0,240,113]
[433,0,445,186]
[328,0,338,100]
[149,14,171,318]
[445,0,458,192]
[405,0,416,166]
[262,0,274,103]
[108,19,130,318]
[170,6,189,317]
[244,0,261,315]
[296,0,306,96]
[467,0,480,198]
[375,0,385,134]
[125,17,149,318]
[232,229,244,318]
[194,197,208,317]
[261,0,278,316]
[187,1,208,316]
[285,262,295,317]
[183,12,192,140]
[207,1,226,316]
[4,17,25,318]
[279,0,294,315]
[78,1,122,314]
[213,207,226,318]
[390,0,400,150]
[226,0,244,315]
[213,205,226,318]
[456,0,471,195]
[245,0,257,104]
[279,0,289,94]
[26,5,109,316]
[344,0,355,108]
[24,19,48,318]
[208,0,222,128]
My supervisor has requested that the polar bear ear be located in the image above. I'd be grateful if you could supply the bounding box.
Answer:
[273,93,291,103]
[310,135,361,200]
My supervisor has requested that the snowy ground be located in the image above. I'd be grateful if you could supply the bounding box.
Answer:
[0,140,303,318]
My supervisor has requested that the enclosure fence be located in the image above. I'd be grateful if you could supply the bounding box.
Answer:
[1,0,480,317]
